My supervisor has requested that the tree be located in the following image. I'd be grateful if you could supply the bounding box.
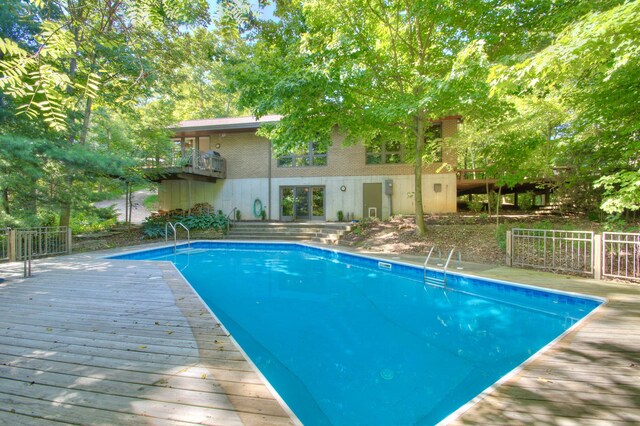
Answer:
[0,0,210,226]
[491,0,640,215]
[229,0,574,234]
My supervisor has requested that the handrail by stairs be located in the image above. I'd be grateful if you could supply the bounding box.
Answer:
[225,207,237,235]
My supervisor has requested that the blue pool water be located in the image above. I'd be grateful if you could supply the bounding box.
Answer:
[111,242,602,425]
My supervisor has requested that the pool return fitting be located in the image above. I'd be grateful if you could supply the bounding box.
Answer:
[165,222,190,253]
[423,246,456,287]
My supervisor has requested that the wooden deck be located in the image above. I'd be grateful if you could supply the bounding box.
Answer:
[0,250,296,425]
[447,265,640,425]
[1,245,639,425]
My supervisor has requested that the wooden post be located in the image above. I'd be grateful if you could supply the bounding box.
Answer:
[593,234,602,280]
[66,227,72,255]
[8,229,16,261]
[506,230,512,266]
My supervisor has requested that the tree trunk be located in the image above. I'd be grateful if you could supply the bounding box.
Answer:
[485,181,491,217]
[414,113,426,235]
[59,203,71,227]
[79,96,93,145]
[124,182,130,224]
[128,184,133,228]
[2,188,9,215]
[495,185,502,227]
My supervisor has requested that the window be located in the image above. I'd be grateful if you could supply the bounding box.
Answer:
[366,140,403,165]
[365,123,443,165]
[277,142,327,168]
[426,124,443,162]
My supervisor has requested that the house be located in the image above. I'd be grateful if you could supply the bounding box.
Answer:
[152,115,461,221]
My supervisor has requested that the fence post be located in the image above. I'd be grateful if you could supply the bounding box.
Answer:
[66,227,72,255]
[593,233,602,280]
[8,229,16,261]
[506,230,512,266]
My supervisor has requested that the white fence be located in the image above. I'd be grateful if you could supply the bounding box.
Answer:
[507,228,640,282]
[508,229,594,275]
[602,232,640,281]
[1,227,72,262]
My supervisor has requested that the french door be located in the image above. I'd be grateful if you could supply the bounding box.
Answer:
[280,186,325,221]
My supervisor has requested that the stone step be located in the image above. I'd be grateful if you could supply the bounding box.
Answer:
[231,222,353,229]
[227,229,346,236]
[225,235,312,241]
[225,222,351,243]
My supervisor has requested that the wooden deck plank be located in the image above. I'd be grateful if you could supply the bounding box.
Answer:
[445,264,640,425]
[0,252,296,426]
[0,353,274,399]
[4,244,639,425]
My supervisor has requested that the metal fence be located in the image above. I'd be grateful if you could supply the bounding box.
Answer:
[602,232,640,282]
[13,227,71,261]
[0,228,8,261]
[510,228,595,275]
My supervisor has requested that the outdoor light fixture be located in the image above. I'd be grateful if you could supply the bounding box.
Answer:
[340,185,347,192]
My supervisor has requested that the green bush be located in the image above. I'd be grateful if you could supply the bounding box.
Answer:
[467,199,484,213]
[71,207,117,233]
[517,193,534,211]
[142,205,229,238]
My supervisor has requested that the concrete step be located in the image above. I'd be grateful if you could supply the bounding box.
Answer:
[225,235,312,241]
[225,222,351,243]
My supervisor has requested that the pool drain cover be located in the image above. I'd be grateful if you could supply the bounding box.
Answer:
[379,368,394,380]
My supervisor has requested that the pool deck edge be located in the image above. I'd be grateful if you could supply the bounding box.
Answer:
[1,241,639,425]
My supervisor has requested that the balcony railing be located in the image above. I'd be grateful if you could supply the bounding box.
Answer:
[145,149,226,179]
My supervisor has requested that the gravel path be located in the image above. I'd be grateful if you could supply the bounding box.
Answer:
[94,189,155,224]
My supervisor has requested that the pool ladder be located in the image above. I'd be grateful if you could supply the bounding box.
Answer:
[165,222,191,253]
[423,246,456,287]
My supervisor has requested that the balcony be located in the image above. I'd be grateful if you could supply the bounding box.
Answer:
[144,149,226,183]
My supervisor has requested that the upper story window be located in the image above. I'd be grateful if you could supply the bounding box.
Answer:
[277,142,327,167]
[426,123,443,163]
[365,124,443,165]
[366,140,402,164]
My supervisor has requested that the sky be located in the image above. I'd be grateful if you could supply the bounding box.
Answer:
[207,0,277,24]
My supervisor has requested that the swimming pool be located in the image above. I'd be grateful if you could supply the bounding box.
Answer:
[111,242,603,425]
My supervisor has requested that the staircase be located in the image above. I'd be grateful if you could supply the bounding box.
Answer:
[225,222,353,244]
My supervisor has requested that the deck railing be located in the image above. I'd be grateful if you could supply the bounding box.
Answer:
[0,227,72,262]
[508,228,595,276]
[147,149,226,176]
[602,232,640,282]
[0,228,8,261]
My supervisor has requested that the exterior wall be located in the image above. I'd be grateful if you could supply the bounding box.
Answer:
[271,118,458,179]
[159,118,460,218]
[208,132,269,179]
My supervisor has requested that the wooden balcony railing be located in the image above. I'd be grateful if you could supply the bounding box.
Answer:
[144,149,226,180]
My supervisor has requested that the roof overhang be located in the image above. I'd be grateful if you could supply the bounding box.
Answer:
[169,115,282,135]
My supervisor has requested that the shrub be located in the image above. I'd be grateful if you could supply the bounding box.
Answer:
[337,210,344,221]
[142,204,229,238]
[517,193,534,211]
[467,199,484,213]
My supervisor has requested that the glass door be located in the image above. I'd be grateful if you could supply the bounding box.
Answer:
[280,186,325,221]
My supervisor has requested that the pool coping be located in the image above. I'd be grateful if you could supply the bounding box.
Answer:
[106,240,609,425]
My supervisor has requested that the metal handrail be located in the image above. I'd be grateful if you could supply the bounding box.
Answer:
[165,222,190,253]
[442,248,456,284]
[174,222,190,251]
[165,222,175,241]
[423,246,435,282]
[423,246,455,286]
[225,207,237,235]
